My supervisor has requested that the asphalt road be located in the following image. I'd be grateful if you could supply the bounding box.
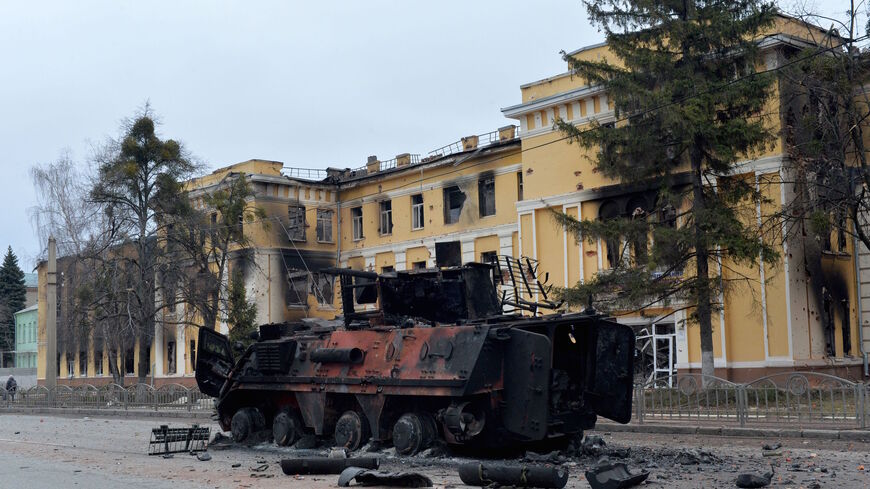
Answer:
[0,413,869,488]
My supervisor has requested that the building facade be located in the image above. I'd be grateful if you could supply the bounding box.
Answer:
[15,304,37,369]
[34,15,868,387]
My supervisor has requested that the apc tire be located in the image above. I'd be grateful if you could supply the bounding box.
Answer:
[392,413,437,456]
[334,410,370,451]
[273,410,304,447]
[232,407,265,443]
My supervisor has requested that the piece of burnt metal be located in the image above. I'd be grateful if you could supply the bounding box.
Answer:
[584,461,649,489]
[280,457,379,475]
[338,467,433,487]
[458,462,569,489]
[147,424,210,456]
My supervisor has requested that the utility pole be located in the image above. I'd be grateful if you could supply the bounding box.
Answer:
[45,236,57,389]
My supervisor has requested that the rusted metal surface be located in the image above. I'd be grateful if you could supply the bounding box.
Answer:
[197,262,636,453]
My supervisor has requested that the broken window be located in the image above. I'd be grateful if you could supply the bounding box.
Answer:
[443,186,465,224]
[167,341,176,374]
[287,205,306,241]
[287,270,309,305]
[478,176,496,217]
[79,351,87,377]
[412,261,427,270]
[124,348,135,375]
[94,349,103,376]
[316,209,334,242]
[435,241,462,267]
[382,265,395,273]
[480,251,498,264]
[517,171,524,201]
[411,194,424,230]
[627,196,649,266]
[352,207,364,240]
[379,200,393,235]
[310,273,335,306]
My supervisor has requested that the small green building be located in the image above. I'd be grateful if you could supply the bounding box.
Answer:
[14,303,38,368]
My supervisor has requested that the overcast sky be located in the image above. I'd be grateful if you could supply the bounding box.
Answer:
[0,1,850,268]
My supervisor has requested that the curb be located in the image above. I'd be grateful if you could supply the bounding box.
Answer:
[593,422,870,441]
[0,407,212,420]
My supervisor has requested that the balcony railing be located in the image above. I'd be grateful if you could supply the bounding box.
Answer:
[282,167,329,181]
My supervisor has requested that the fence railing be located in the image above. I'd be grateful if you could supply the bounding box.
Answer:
[0,383,213,412]
[635,372,869,429]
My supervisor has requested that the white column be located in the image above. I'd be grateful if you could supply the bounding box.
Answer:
[154,322,164,377]
[364,255,376,272]
[176,302,186,376]
[498,232,513,257]
[460,238,476,264]
[394,250,407,271]
[425,240,437,268]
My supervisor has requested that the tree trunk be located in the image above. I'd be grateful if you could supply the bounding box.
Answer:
[691,145,716,382]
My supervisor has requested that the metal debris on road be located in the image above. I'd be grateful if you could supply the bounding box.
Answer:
[148,424,210,456]
[735,470,773,488]
[281,457,380,475]
[338,467,432,487]
[196,452,212,461]
[584,460,649,489]
[458,462,569,489]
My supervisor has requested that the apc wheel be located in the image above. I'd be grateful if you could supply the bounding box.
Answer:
[273,410,304,447]
[231,407,265,443]
[334,410,370,451]
[392,412,437,456]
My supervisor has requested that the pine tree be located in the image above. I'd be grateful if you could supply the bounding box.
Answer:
[0,246,27,364]
[555,0,779,379]
[227,270,258,350]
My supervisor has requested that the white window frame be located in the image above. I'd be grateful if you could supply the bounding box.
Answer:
[379,200,393,236]
[411,194,424,230]
[352,207,364,241]
[316,209,334,243]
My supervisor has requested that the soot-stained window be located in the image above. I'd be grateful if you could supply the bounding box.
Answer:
[443,186,466,224]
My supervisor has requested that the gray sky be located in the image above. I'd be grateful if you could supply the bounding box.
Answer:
[0,1,850,267]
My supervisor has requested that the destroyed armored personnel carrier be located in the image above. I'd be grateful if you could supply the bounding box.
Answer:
[195,258,635,455]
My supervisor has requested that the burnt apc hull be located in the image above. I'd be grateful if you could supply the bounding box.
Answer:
[197,311,635,454]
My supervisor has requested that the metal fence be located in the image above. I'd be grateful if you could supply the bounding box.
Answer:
[0,383,213,412]
[635,372,869,429]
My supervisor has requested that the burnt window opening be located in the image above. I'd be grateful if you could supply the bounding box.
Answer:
[842,299,853,357]
[443,186,466,224]
[627,197,649,266]
[94,349,103,376]
[382,265,395,273]
[310,273,335,306]
[379,200,393,235]
[598,200,622,269]
[56,352,61,377]
[67,355,75,378]
[287,205,306,241]
[167,341,176,374]
[659,204,677,228]
[412,261,427,270]
[124,348,135,375]
[79,351,87,377]
[351,207,364,240]
[411,194,424,230]
[190,340,196,371]
[517,171,524,201]
[478,176,496,217]
[480,251,498,264]
[316,209,334,243]
[287,270,309,305]
[599,122,617,168]
[435,241,462,267]
[836,211,847,253]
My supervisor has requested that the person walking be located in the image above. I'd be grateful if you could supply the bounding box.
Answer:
[5,375,17,401]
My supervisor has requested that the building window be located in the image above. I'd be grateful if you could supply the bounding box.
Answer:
[287,271,309,305]
[411,194,424,230]
[287,205,306,241]
[167,341,176,374]
[379,201,393,235]
[310,273,335,306]
[382,266,395,273]
[94,349,103,376]
[478,176,496,217]
[517,171,524,201]
[351,207,364,240]
[443,186,466,224]
[67,355,74,378]
[210,212,217,225]
[316,209,334,242]
[190,340,196,371]
[480,251,498,264]
[412,261,427,270]
[125,348,135,376]
[79,351,87,378]
[599,200,621,269]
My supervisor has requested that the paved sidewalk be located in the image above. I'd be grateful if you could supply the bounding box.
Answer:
[596,421,870,441]
[0,406,212,420]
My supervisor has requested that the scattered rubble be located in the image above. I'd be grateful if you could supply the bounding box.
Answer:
[735,469,773,488]
[584,459,649,489]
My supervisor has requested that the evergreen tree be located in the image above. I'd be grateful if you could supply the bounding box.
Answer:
[0,246,26,363]
[555,0,779,379]
[227,270,258,350]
